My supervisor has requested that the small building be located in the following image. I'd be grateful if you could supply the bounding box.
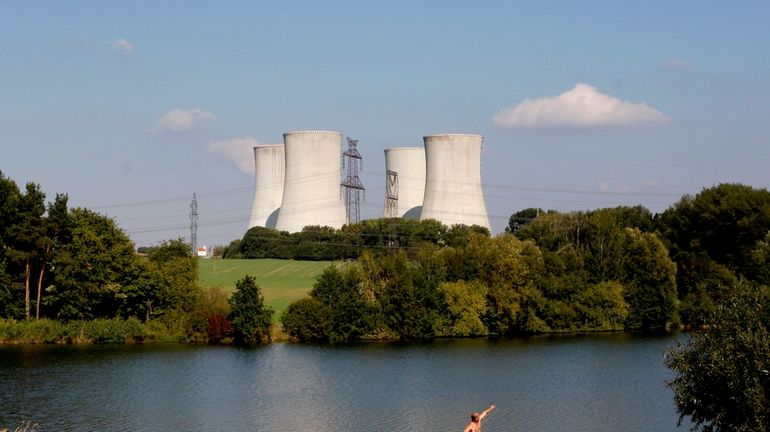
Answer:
[196,246,208,257]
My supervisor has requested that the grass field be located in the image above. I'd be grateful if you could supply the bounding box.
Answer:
[197,258,333,320]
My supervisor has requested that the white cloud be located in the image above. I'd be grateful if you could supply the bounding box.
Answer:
[208,137,260,174]
[154,108,216,133]
[492,83,668,128]
[112,39,135,55]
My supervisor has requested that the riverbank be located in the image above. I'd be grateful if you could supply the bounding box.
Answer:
[0,318,200,344]
[0,318,296,345]
[2,317,655,346]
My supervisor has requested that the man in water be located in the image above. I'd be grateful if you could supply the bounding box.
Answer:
[464,404,495,432]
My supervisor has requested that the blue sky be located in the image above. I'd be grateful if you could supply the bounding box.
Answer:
[2,1,769,248]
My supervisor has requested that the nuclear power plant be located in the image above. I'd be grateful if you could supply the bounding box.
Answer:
[274,131,347,233]
[249,130,490,233]
[421,134,490,230]
[383,147,425,219]
[248,144,284,229]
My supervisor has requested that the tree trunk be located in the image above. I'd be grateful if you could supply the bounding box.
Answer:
[36,262,46,320]
[25,256,31,319]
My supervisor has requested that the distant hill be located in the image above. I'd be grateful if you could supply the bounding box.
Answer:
[198,258,333,320]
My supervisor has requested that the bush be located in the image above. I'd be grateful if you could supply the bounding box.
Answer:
[192,286,232,343]
[281,298,331,341]
[73,318,147,344]
[0,319,65,343]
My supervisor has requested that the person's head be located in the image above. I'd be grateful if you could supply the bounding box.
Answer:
[471,412,480,423]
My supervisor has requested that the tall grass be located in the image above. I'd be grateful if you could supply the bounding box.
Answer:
[0,318,195,344]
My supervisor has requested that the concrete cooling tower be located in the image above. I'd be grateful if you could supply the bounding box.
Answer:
[383,147,425,219]
[421,134,491,230]
[248,144,285,229]
[275,131,346,233]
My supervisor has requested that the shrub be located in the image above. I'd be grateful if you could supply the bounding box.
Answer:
[281,298,331,342]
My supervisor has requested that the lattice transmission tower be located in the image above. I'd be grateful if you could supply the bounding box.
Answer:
[189,193,198,254]
[384,169,398,218]
[341,137,365,224]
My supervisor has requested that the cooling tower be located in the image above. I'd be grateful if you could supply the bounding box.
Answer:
[421,134,491,230]
[248,144,285,229]
[275,131,346,233]
[383,147,425,219]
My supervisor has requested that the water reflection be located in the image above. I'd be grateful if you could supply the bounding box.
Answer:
[0,333,687,432]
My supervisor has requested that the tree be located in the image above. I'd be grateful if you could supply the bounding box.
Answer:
[5,183,46,318]
[146,238,200,315]
[666,281,770,431]
[437,280,487,336]
[506,208,543,234]
[658,183,770,279]
[444,224,490,248]
[228,275,273,344]
[310,265,371,341]
[281,297,331,341]
[34,193,72,319]
[46,208,137,320]
[0,172,22,318]
[620,228,678,332]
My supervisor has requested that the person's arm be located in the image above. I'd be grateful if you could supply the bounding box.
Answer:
[479,404,495,421]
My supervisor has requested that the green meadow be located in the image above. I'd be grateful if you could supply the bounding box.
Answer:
[197,258,334,319]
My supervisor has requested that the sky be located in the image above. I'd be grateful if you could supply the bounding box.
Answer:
[2,1,770,248]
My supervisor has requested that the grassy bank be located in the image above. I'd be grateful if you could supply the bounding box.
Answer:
[198,258,333,320]
[0,318,203,344]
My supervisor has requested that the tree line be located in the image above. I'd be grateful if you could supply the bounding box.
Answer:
[4,168,770,344]
[280,184,770,341]
[0,171,209,340]
[221,218,490,261]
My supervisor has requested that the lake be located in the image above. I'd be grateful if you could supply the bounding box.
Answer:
[0,332,690,432]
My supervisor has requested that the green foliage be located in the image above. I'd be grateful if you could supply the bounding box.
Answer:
[444,224,491,248]
[376,252,441,339]
[658,183,770,323]
[228,275,274,345]
[281,297,331,341]
[293,226,343,260]
[666,281,770,431]
[506,207,543,234]
[310,265,371,341]
[620,228,678,331]
[574,281,629,330]
[232,226,292,259]
[146,238,201,315]
[75,317,147,343]
[194,286,232,343]
[675,253,738,327]
[45,208,137,320]
[437,280,487,336]
[227,218,490,261]
[0,318,148,344]
[659,184,770,275]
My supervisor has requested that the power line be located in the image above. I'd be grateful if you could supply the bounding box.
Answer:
[190,193,198,253]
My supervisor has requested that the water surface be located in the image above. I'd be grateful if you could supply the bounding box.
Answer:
[0,333,689,431]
